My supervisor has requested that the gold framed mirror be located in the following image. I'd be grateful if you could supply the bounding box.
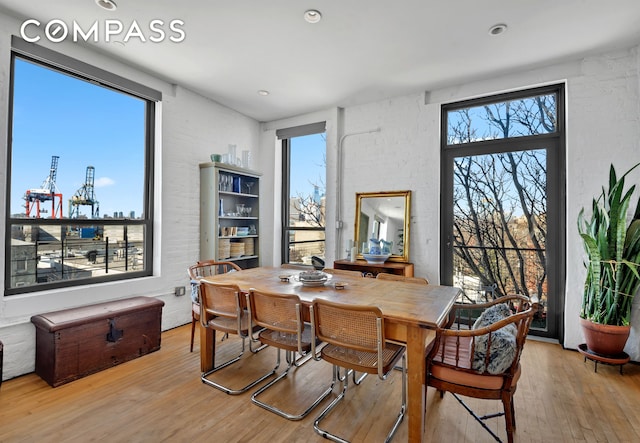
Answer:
[354,190,411,263]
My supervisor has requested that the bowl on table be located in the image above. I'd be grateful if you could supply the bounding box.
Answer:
[296,270,331,287]
[362,253,391,264]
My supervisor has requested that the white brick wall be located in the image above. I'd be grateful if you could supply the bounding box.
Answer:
[338,94,440,282]
[565,47,640,358]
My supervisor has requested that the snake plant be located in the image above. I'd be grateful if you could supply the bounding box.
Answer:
[577,162,640,326]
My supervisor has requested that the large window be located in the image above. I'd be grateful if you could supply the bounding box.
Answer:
[441,84,565,339]
[279,123,326,266]
[5,38,159,295]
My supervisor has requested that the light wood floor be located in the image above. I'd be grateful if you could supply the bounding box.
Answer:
[1,324,639,442]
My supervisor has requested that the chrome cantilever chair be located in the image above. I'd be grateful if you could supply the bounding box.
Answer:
[425,294,538,443]
[199,280,270,395]
[246,289,333,420]
[187,260,241,352]
[310,299,406,443]
[375,273,429,284]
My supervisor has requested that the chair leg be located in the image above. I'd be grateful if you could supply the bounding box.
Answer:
[510,397,516,428]
[335,368,366,385]
[351,370,368,385]
[385,354,406,443]
[251,349,333,421]
[503,393,515,443]
[313,366,350,443]
[247,324,269,354]
[201,335,274,395]
[451,393,502,442]
[287,347,316,367]
[248,335,269,353]
[190,316,197,352]
[314,356,406,443]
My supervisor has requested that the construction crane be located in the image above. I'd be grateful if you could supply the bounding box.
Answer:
[24,155,63,218]
[68,166,100,219]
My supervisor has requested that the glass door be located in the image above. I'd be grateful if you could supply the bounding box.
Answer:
[450,150,549,332]
[440,85,565,339]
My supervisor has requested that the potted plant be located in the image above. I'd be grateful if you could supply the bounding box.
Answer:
[577,162,640,355]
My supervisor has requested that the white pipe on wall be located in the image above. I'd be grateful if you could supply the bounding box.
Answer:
[335,127,381,259]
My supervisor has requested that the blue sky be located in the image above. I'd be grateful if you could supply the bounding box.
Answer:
[10,57,146,218]
[289,132,326,199]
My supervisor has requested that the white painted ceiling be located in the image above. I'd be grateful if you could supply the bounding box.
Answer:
[1,1,640,122]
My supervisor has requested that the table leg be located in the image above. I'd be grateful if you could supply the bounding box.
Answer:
[406,326,427,443]
[200,326,215,372]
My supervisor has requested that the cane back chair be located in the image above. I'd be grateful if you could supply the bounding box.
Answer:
[187,260,241,352]
[310,299,406,443]
[246,289,332,420]
[198,280,269,395]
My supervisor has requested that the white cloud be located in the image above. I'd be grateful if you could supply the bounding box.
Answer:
[94,177,115,187]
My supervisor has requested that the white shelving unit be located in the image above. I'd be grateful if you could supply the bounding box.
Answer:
[199,162,261,269]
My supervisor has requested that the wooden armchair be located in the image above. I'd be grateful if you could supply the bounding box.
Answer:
[187,260,241,352]
[425,294,538,443]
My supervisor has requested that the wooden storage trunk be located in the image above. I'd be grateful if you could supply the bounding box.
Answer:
[31,296,164,387]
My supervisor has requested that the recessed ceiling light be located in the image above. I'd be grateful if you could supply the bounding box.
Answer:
[95,0,117,11]
[257,90,270,96]
[304,9,322,24]
[488,23,507,36]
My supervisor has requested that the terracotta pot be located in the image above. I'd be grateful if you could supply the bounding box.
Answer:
[580,318,630,356]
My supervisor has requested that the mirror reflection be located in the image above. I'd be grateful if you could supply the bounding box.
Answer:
[354,191,411,262]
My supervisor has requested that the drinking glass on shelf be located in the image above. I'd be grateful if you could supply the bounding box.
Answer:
[221,174,230,191]
[228,144,237,163]
[245,181,255,195]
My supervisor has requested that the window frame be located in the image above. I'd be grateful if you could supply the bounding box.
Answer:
[278,123,327,265]
[440,83,566,340]
[4,37,158,295]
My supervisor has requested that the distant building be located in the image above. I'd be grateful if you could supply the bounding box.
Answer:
[10,238,36,287]
[288,193,326,264]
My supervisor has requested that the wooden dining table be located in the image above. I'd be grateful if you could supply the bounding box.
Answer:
[200,267,461,443]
